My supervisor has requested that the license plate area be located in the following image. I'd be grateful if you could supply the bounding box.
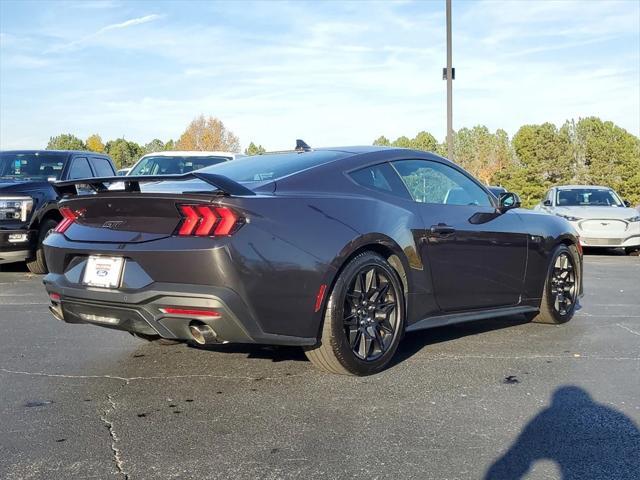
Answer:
[83,256,124,288]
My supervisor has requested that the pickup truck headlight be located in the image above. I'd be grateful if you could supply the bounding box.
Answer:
[557,214,581,222]
[0,196,34,222]
[626,216,640,222]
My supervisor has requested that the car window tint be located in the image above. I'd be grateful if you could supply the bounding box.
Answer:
[556,188,623,207]
[201,150,346,183]
[69,157,93,179]
[392,160,492,207]
[130,156,231,176]
[349,163,411,199]
[90,157,115,177]
[0,152,66,180]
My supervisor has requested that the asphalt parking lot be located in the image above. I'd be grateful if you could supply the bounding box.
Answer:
[0,253,638,480]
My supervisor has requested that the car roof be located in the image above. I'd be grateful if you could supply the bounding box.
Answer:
[141,151,241,157]
[316,146,397,154]
[0,149,102,155]
[555,185,612,190]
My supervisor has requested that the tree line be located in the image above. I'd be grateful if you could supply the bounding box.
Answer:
[373,117,639,207]
[46,115,638,207]
[46,115,267,169]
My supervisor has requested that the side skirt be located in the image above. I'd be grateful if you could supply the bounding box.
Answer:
[405,305,539,333]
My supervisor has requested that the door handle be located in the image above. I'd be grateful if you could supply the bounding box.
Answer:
[429,224,456,235]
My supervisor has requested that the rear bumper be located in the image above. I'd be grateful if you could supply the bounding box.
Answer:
[0,228,35,264]
[42,273,316,346]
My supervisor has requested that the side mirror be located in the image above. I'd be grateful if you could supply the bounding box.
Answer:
[543,199,552,207]
[624,200,631,207]
[498,192,521,212]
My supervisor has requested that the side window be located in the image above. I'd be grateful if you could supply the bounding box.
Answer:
[90,157,115,177]
[392,160,492,207]
[349,163,412,200]
[68,157,93,179]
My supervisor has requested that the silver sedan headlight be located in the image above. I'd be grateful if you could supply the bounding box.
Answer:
[557,214,581,222]
[0,196,34,222]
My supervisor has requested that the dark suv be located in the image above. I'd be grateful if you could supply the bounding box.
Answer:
[1,150,116,273]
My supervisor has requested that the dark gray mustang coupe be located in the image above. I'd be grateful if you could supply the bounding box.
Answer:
[43,145,583,375]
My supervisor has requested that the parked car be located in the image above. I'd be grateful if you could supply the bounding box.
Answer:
[1,150,116,273]
[128,151,243,176]
[535,185,640,255]
[43,146,583,375]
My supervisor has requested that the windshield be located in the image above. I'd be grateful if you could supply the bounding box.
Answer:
[200,150,346,183]
[129,155,231,176]
[0,152,66,180]
[556,188,623,207]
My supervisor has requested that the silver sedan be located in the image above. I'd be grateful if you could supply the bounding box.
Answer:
[535,185,640,254]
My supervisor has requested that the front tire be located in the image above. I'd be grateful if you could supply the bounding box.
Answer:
[26,218,58,274]
[531,244,579,324]
[625,247,640,256]
[304,252,405,375]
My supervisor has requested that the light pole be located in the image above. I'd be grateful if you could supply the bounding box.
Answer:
[445,0,454,160]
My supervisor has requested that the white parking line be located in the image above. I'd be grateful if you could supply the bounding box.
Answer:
[616,323,640,337]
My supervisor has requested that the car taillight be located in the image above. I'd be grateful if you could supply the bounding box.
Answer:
[176,204,242,236]
[54,207,77,234]
[159,307,221,318]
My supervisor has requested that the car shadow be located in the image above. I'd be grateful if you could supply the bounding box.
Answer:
[390,314,531,368]
[188,342,308,363]
[484,385,640,479]
[188,314,532,367]
[0,262,30,273]
[582,247,627,256]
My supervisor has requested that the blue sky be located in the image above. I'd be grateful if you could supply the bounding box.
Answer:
[1,0,638,151]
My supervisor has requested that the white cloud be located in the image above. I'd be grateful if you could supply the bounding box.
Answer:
[0,0,638,150]
[97,14,162,35]
[46,14,163,52]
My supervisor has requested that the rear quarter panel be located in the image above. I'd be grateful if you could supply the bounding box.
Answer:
[224,188,429,337]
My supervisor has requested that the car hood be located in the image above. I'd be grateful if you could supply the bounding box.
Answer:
[0,178,55,196]
[555,206,638,220]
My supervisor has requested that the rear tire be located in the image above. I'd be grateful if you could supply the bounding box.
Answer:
[26,218,58,274]
[304,252,405,375]
[531,244,579,324]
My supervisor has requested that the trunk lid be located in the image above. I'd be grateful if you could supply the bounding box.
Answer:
[61,194,198,243]
[53,172,256,243]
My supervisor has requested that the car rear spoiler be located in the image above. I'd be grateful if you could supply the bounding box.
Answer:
[53,172,256,197]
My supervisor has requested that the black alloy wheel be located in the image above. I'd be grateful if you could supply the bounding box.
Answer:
[549,252,577,316]
[304,251,405,375]
[344,266,398,361]
[531,244,579,324]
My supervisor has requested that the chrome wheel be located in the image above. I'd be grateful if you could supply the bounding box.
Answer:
[343,266,399,361]
[550,252,576,315]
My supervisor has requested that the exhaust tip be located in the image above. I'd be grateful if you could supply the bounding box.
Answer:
[189,323,218,345]
[49,305,64,322]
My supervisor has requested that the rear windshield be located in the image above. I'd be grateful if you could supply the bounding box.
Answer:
[0,152,66,180]
[200,150,346,183]
[556,188,623,207]
[129,155,231,176]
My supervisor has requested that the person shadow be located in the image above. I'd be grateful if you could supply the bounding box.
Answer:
[484,386,640,480]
